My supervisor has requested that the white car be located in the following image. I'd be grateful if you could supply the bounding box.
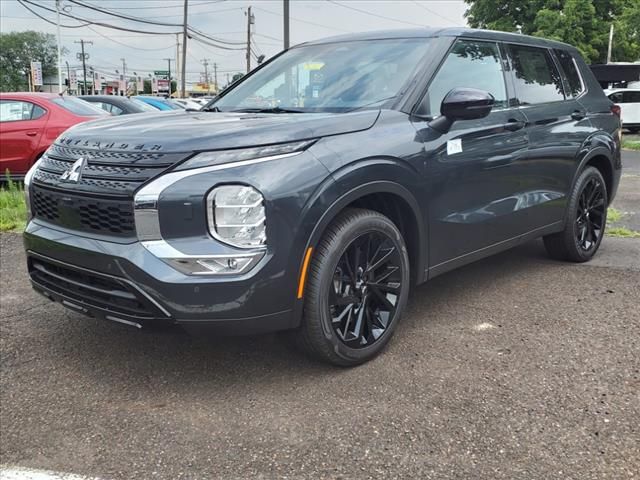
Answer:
[605,88,640,133]
[172,98,203,110]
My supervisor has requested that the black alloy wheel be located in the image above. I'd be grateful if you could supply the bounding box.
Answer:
[295,208,410,366]
[329,231,403,348]
[575,177,606,253]
[543,166,608,263]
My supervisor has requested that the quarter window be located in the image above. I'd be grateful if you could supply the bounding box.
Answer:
[507,45,565,105]
[554,49,584,97]
[425,40,507,116]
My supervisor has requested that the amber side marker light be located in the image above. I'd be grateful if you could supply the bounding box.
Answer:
[297,247,313,299]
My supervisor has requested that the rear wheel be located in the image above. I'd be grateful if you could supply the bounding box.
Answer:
[543,166,607,262]
[295,208,410,366]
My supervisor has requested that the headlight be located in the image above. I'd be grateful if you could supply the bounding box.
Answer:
[24,152,47,219]
[176,139,315,171]
[207,185,266,248]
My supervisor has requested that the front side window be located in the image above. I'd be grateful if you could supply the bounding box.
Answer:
[214,38,431,112]
[554,49,584,97]
[0,100,35,122]
[424,40,507,116]
[507,44,565,105]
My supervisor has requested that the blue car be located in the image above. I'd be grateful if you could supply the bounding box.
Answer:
[134,96,182,111]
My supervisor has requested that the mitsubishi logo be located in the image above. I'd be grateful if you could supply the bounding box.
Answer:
[60,157,87,183]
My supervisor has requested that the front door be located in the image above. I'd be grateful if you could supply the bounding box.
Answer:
[413,39,530,270]
[0,100,47,175]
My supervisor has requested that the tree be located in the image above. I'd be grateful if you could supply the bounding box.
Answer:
[0,31,66,91]
[464,0,640,63]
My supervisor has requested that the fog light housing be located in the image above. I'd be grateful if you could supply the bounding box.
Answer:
[167,252,264,276]
[207,185,266,248]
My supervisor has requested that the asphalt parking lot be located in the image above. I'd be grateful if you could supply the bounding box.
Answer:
[1,153,639,479]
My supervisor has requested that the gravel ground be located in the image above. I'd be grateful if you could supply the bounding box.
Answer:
[1,157,639,479]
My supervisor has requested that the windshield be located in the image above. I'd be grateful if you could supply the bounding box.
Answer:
[51,97,108,116]
[213,38,431,113]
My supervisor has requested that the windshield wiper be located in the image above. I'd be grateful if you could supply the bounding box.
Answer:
[201,105,220,112]
[230,107,305,114]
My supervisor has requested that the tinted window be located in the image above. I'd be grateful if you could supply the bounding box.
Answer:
[51,97,107,116]
[508,45,565,105]
[0,100,44,121]
[608,92,624,103]
[623,91,640,103]
[425,40,507,116]
[110,104,124,115]
[554,49,584,97]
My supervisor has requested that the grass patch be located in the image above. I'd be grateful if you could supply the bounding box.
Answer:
[607,207,624,223]
[607,227,640,238]
[0,174,27,232]
[622,139,640,151]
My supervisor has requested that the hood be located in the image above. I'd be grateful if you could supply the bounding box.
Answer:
[60,110,381,152]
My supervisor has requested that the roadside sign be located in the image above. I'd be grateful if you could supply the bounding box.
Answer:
[119,74,126,92]
[137,75,144,93]
[31,61,43,86]
[151,76,158,93]
[69,70,77,90]
[93,71,101,91]
[158,79,169,93]
[154,70,169,77]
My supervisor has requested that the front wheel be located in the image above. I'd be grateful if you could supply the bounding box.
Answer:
[543,166,608,262]
[295,208,410,366]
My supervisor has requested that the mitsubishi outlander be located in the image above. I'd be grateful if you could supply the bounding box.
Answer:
[23,29,622,365]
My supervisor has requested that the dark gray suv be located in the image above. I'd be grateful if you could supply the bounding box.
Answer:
[23,28,621,365]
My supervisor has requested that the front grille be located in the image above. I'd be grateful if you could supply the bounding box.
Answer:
[32,186,135,236]
[30,142,190,236]
[29,256,166,320]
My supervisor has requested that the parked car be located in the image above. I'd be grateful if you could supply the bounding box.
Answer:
[604,88,640,133]
[134,96,182,111]
[0,93,107,180]
[23,28,621,366]
[171,98,202,110]
[79,95,158,115]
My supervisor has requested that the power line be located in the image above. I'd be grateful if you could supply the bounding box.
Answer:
[93,0,226,10]
[16,0,89,28]
[326,0,427,28]
[411,0,459,24]
[66,0,183,27]
[86,26,176,52]
[252,6,350,33]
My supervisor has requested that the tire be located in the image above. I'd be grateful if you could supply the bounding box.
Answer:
[543,166,608,262]
[295,208,410,366]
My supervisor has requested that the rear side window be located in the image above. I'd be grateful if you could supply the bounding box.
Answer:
[507,44,565,105]
[0,100,46,121]
[425,40,507,116]
[623,91,640,103]
[554,49,584,97]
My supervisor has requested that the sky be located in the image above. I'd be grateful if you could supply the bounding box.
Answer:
[0,0,468,87]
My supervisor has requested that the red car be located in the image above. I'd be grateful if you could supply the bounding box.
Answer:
[0,92,107,179]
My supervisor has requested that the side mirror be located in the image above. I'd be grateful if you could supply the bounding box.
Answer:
[429,87,495,133]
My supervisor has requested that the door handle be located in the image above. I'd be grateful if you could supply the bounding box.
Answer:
[503,119,526,131]
[26,131,38,137]
[571,110,586,121]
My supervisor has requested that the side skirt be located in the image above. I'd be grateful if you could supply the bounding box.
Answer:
[426,221,564,280]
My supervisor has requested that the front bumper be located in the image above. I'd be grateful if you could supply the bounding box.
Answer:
[24,220,296,334]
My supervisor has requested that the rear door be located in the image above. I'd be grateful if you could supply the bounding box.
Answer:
[503,43,590,230]
[0,100,48,175]
[622,90,640,125]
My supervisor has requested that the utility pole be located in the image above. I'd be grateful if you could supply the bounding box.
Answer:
[181,0,188,98]
[164,58,172,95]
[283,0,290,50]
[55,0,63,93]
[246,6,254,73]
[120,58,127,95]
[74,40,92,95]
[65,60,71,93]
[175,34,181,97]
[213,62,218,94]
[201,59,209,94]
[607,24,614,64]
